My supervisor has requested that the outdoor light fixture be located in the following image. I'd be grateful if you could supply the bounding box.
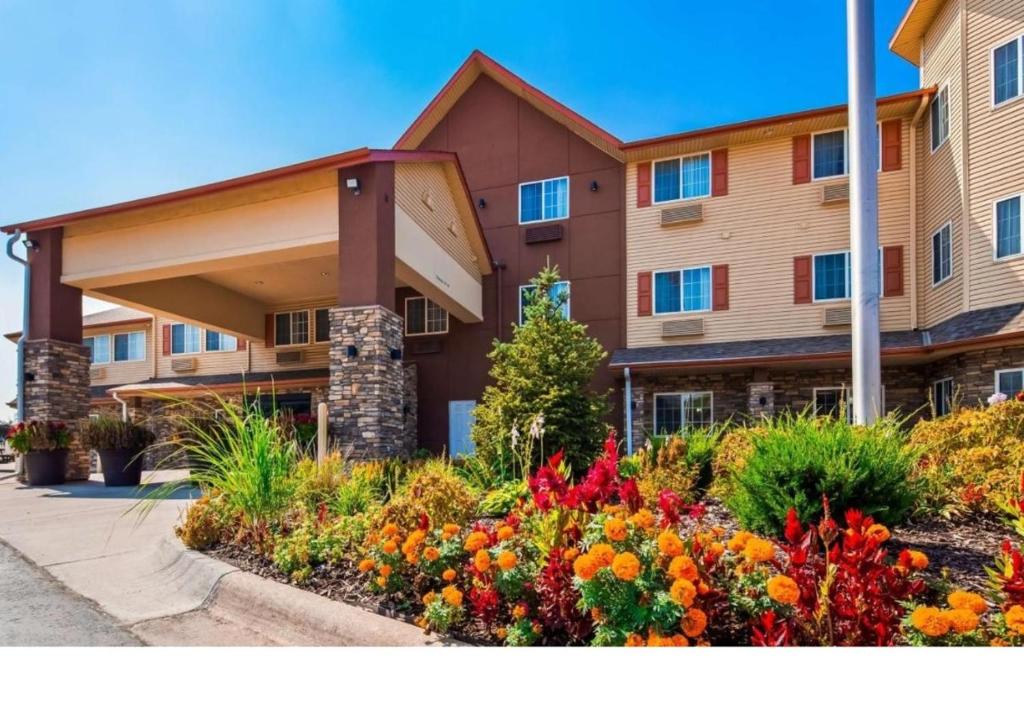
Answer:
[478,197,487,209]
[346,345,358,358]
[22,237,37,250]
[345,177,361,195]
[390,348,402,360]
[590,180,599,192]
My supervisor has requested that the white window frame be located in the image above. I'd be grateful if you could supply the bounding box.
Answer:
[204,330,237,353]
[931,221,954,286]
[996,368,1024,397]
[169,322,202,356]
[993,192,1023,262]
[404,296,450,336]
[274,310,310,347]
[930,82,950,153]
[811,251,851,304]
[518,176,569,225]
[652,151,712,205]
[112,330,147,363]
[933,377,954,417]
[991,33,1024,109]
[84,335,111,365]
[518,281,571,325]
[811,128,848,181]
[652,265,712,316]
[652,391,715,435]
[313,307,332,344]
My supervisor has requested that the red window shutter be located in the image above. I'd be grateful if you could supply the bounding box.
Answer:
[711,148,729,197]
[883,245,904,297]
[161,324,171,356]
[881,119,902,171]
[637,271,652,316]
[712,264,730,310]
[793,255,813,304]
[792,135,811,184]
[265,314,275,348]
[236,338,247,352]
[636,162,652,208]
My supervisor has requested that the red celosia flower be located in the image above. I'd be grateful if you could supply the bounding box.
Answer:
[658,490,683,528]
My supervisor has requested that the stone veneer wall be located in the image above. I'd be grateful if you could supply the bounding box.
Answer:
[927,345,1024,409]
[328,305,406,459]
[23,339,91,479]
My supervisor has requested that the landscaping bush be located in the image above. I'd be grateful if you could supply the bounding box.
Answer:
[372,457,478,531]
[292,455,345,514]
[176,492,236,550]
[630,435,701,508]
[80,415,155,451]
[721,412,920,535]
[908,393,1024,514]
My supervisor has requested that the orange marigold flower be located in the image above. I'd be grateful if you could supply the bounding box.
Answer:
[512,603,528,620]
[357,558,376,573]
[697,580,710,595]
[563,547,580,562]
[630,508,656,529]
[375,575,387,588]
[910,606,950,637]
[379,563,392,578]
[442,568,457,582]
[590,607,603,621]
[404,528,427,548]
[865,523,891,543]
[707,542,725,559]
[670,578,697,608]
[382,539,398,554]
[611,552,641,581]
[681,607,708,638]
[497,550,517,571]
[657,530,684,558]
[908,550,929,570]
[589,543,616,568]
[668,555,699,582]
[948,590,987,615]
[474,549,492,572]
[670,634,690,647]
[441,585,463,607]
[726,530,753,553]
[496,525,514,542]
[1005,605,1024,634]
[495,627,508,640]
[743,537,775,563]
[464,531,489,552]
[711,525,726,538]
[573,553,599,581]
[443,523,460,536]
[624,633,645,647]
[604,517,628,542]
[381,523,400,538]
[422,591,437,605]
[943,608,980,633]
[423,547,441,562]
[766,575,800,605]
[405,552,419,565]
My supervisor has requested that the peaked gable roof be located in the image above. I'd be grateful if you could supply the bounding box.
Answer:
[393,50,624,161]
[890,0,948,66]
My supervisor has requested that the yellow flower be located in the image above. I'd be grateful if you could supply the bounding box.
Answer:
[441,585,463,607]
[464,531,489,552]
[910,606,950,637]
[357,558,375,573]
[497,550,517,571]
[375,575,387,588]
[624,633,645,647]
[681,607,708,638]
[943,608,980,633]
[947,590,987,615]
[379,564,392,578]
[865,523,891,543]
[611,552,641,582]
[668,555,699,582]
[727,530,753,553]
[381,523,400,538]
[908,550,929,570]
[497,525,515,541]
[442,568,457,582]
[670,578,697,608]
[474,549,492,572]
[423,547,441,562]
[604,517,628,542]
[1005,604,1024,634]
[657,530,684,558]
[589,543,616,568]
[766,575,800,605]
[744,537,775,563]
[573,553,598,581]
[630,508,655,529]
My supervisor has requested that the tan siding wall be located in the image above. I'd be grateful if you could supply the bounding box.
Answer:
[917,0,967,328]
[155,316,248,378]
[85,322,153,387]
[625,123,913,348]
[394,163,481,281]
[248,298,332,374]
[965,0,1024,310]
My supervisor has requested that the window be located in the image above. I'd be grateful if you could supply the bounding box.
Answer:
[518,282,570,324]
[993,36,1022,106]
[205,330,237,353]
[170,323,201,354]
[996,195,1022,259]
[997,368,1024,398]
[113,331,146,362]
[314,308,330,343]
[405,297,449,335]
[84,335,110,364]
[813,252,851,302]
[812,129,847,179]
[519,176,568,224]
[933,378,954,417]
[930,85,950,151]
[814,387,852,422]
[653,392,714,434]
[653,153,711,203]
[653,266,711,314]
[275,311,309,346]
[932,222,953,285]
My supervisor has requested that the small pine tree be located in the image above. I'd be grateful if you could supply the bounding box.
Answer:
[471,264,610,473]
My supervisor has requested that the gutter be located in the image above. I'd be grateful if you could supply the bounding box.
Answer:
[5,231,32,422]
[624,367,633,455]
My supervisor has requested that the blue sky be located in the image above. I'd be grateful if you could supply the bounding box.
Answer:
[0,0,918,418]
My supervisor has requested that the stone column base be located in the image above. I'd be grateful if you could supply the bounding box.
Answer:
[23,339,91,479]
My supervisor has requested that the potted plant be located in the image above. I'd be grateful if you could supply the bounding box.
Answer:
[7,420,72,486]
[81,416,156,487]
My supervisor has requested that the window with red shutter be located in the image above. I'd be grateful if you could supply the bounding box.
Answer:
[793,256,813,303]
[881,119,902,172]
[637,271,652,316]
[792,135,811,184]
[636,162,651,208]
[883,246,904,296]
[712,264,729,310]
[711,149,728,197]
[161,324,171,356]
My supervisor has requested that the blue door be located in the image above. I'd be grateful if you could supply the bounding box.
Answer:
[448,400,477,457]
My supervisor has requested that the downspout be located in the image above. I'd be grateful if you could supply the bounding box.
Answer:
[111,391,129,421]
[909,93,930,330]
[5,231,30,422]
[493,260,506,338]
[624,367,633,455]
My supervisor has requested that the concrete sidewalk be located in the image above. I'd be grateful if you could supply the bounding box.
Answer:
[0,471,449,646]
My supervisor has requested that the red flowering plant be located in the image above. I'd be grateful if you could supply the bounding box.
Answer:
[6,420,71,454]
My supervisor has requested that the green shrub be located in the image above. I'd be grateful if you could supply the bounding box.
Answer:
[293,455,344,514]
[479,481,527,517]
[272,514,372,580]
[374,457,478,531]
[332,473,376,516]
[176,493,236,550]
[633,435,700,507]
[722,412,920,535]
[350,459,406,504]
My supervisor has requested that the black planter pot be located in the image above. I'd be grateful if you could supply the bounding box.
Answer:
[24,449,68,486]
[98,448,145,487]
